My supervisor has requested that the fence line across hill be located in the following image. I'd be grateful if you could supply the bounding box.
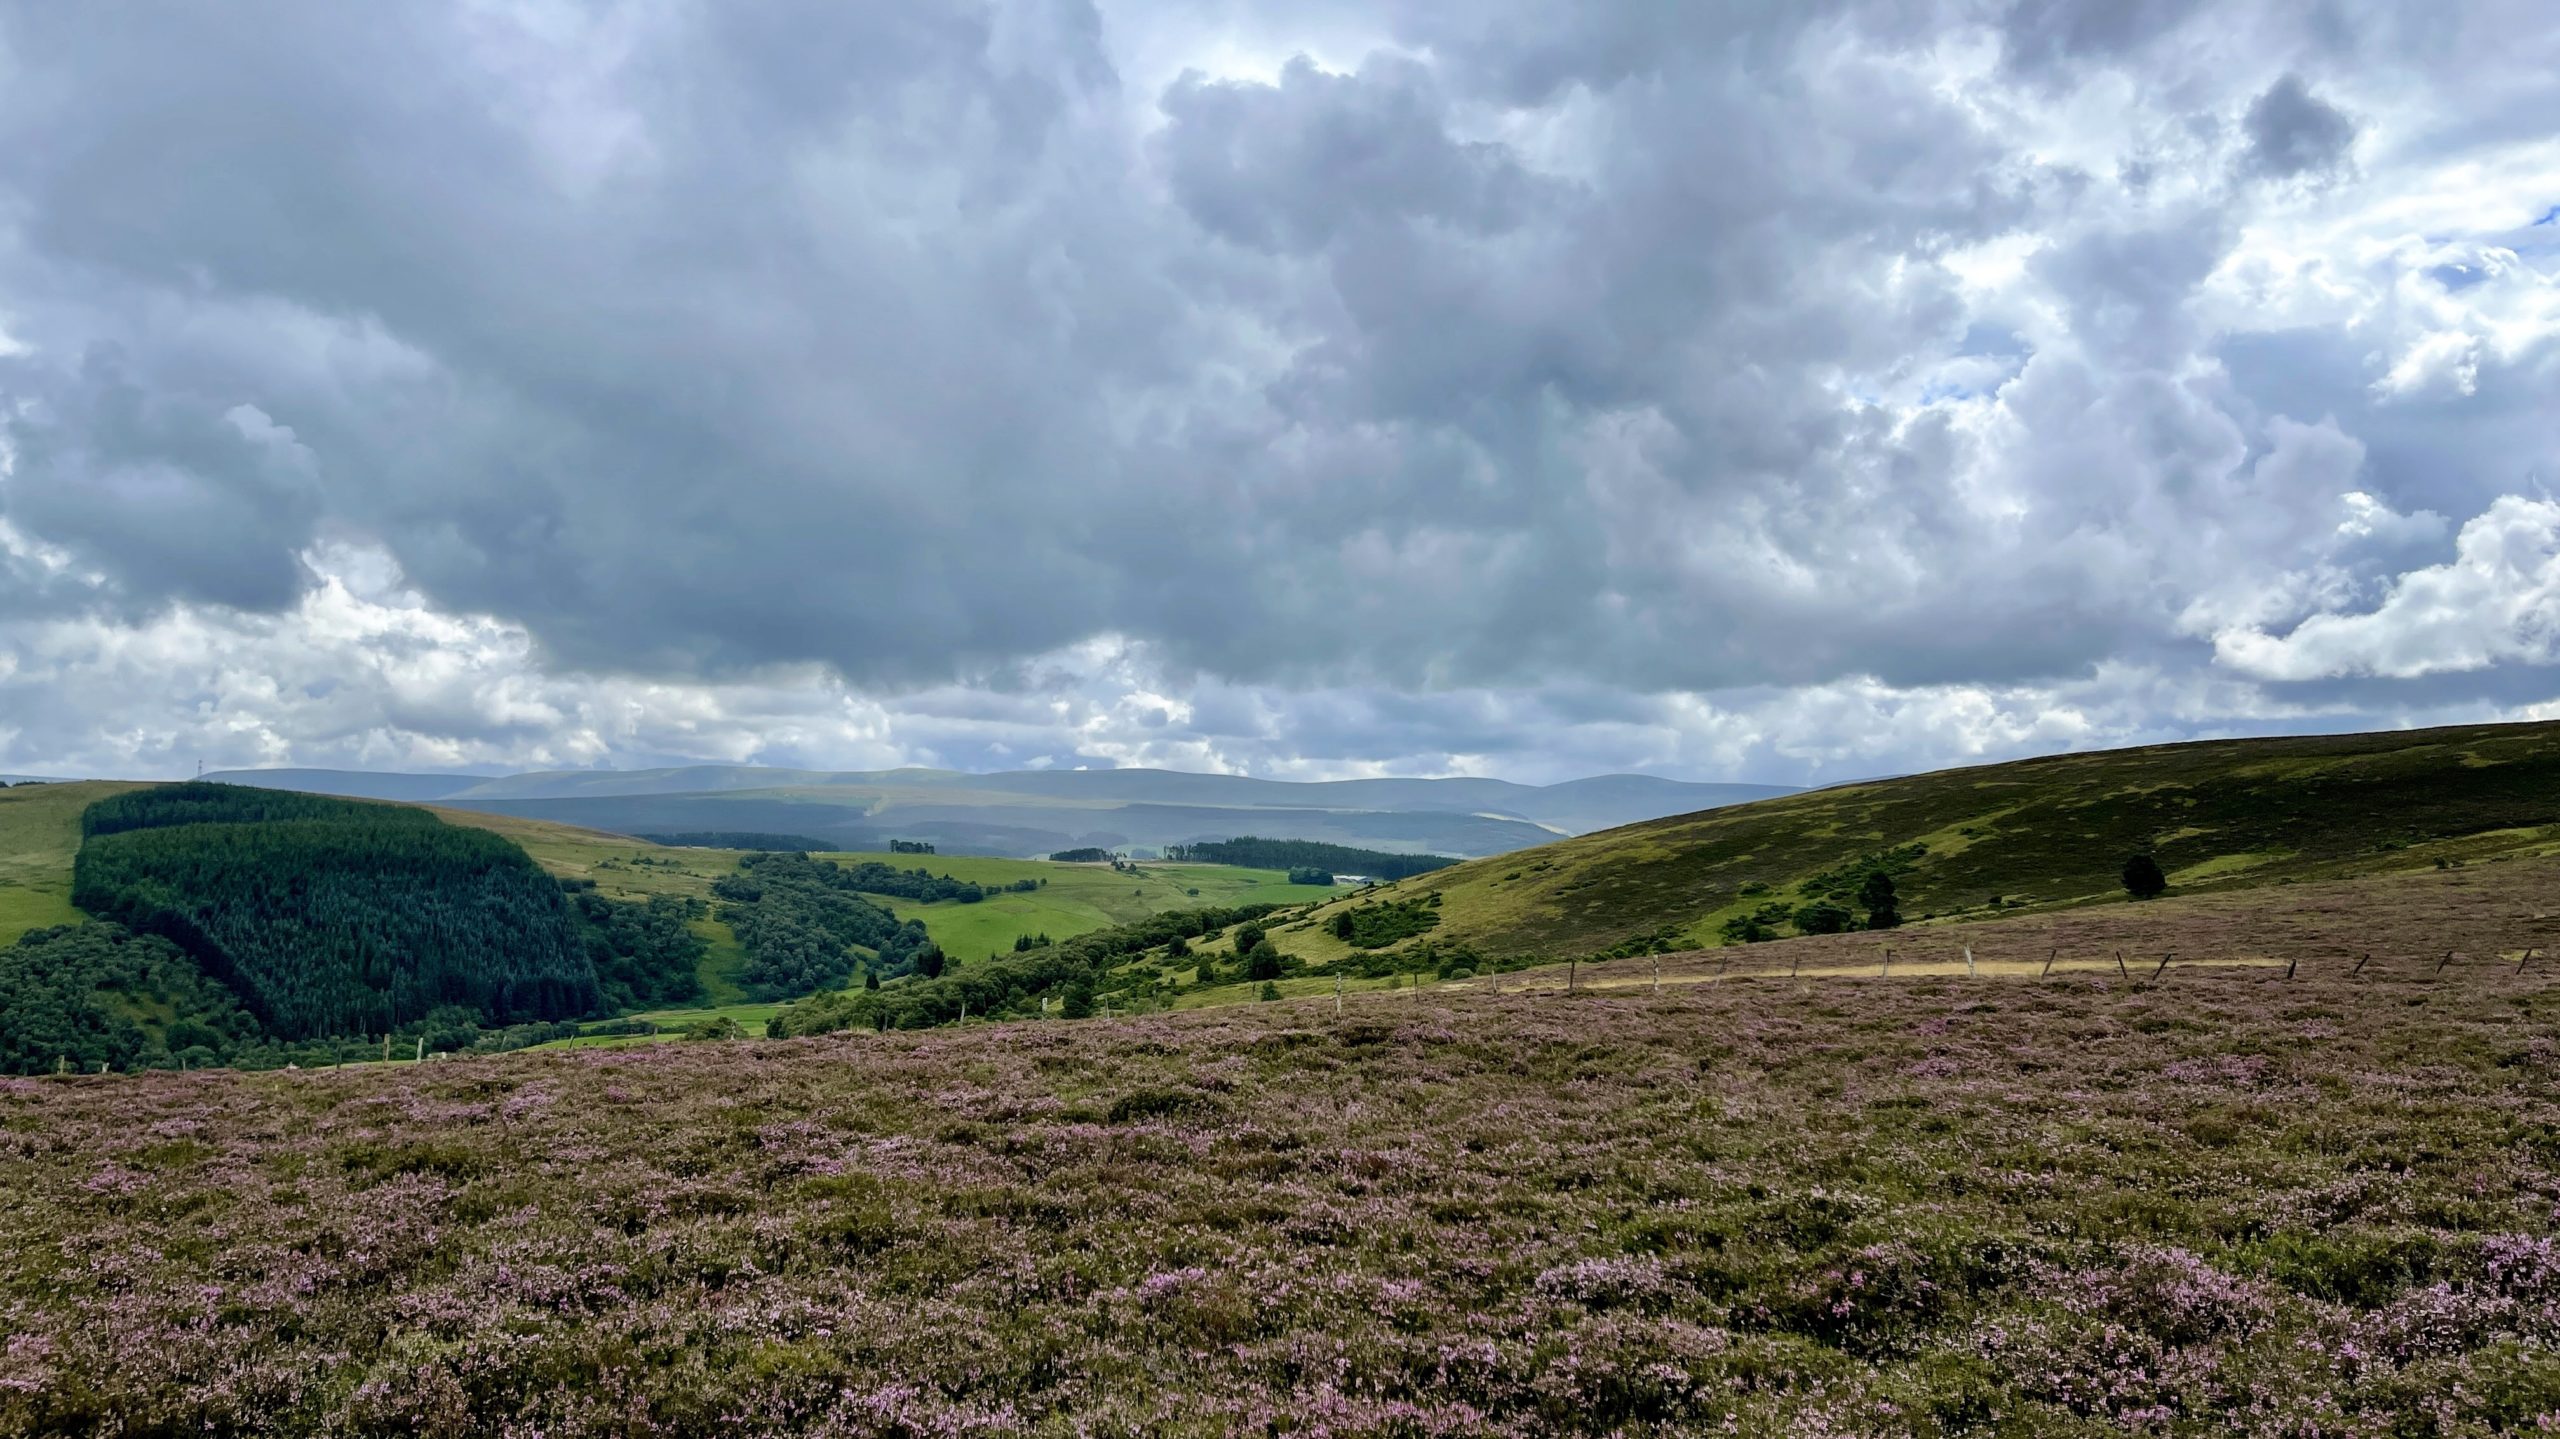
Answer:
[1435,936,2560,1001]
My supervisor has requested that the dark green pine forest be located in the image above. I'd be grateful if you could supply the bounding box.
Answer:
[72,785,600,1038]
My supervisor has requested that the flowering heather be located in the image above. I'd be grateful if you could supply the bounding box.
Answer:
[3,963,2557,1435]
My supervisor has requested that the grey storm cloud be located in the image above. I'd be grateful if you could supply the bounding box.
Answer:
[2241,74,2359,179]
[0,0,2555,781]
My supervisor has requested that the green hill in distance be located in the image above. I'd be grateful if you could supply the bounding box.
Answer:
[1242,720,2560,967]
[204,765,1797,858]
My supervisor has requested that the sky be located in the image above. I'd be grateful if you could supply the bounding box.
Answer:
[0,0,2555,786]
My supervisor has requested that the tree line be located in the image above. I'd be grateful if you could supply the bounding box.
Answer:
[1161,838,1457,880]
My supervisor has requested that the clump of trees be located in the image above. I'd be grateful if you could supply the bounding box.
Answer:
[1163,838,1456,881]
[1791,900,1854,935]
[768,900,1286,1035]
[1286,867,1335,886]
[713,852,942,998]
[1326,898,1442,949]
[567,888,709,1011]
[888,839,936,854]
[837,861,987,904]
[1049,848,1114,863]
[0,924,259,1074]
[1722,866,1900,942]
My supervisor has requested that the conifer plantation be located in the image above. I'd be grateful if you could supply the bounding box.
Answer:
[71,784,597,1038]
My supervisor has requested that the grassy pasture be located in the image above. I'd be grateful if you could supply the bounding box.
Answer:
[527,1000,795,1051]
[818,852,1313,961]
[0,781,141,946]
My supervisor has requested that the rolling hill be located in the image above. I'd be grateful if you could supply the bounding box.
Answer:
[205,764,1794,858]
[1239,719,2560,967]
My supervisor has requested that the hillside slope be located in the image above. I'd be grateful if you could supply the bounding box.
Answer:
[1267,720,2560,963]
[0,782,142,945]
[211,765,1797,857]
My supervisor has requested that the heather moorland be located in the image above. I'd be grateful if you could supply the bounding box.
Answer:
[5,939,2556,1436]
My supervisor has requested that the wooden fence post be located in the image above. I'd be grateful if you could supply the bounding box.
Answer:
[1964,946,1976,978]
[1880,946,1890,978]
[2151,952,2173,981]
[2518,947,2538,976]
[1652,955,1661,994]
[2437,949,2455,975]
[1335,973,1345,1016]
[1792,950,1803,978]
[2285,953,2298,980]
[1568,958,1578,994]
[2042,948,2057,978]
[2114,949,2128,980]
[2353,952,2371,975]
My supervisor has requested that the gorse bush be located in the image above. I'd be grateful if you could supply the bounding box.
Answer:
[72,785,597,1039]
[1334,898,1442,949]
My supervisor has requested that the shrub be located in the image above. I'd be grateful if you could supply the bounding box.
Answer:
[2122,853,2168,900]
[1792,900,1854,935]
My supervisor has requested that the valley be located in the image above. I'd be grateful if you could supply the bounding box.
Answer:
[6,727,2560,1433]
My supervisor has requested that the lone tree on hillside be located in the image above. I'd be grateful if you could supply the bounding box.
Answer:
[2121,854,2168,900]
[1858,871,1902,930]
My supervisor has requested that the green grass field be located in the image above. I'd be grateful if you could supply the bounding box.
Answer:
[525,1000,794,1050]
[815,851,1315,961]
[0,781,141,946]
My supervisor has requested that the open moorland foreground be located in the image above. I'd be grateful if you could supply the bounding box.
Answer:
[6,933,2559,1435]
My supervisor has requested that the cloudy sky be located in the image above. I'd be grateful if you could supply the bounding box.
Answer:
[1,1,2554,785]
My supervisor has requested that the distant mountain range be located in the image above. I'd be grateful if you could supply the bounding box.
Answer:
[201,765,1798,858]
